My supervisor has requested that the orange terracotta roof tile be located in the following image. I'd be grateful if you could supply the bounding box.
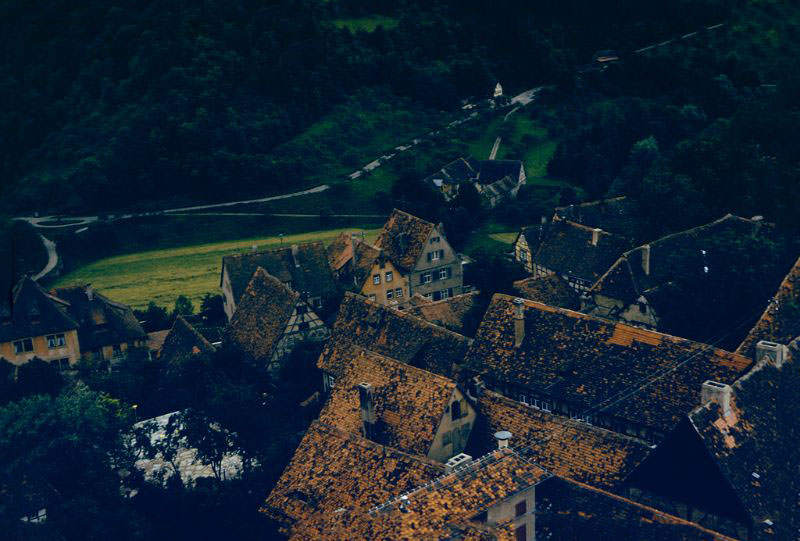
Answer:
[513,274,581,310]
[318,347,456,456]
[405,291,482,334]
[374,209,435,272]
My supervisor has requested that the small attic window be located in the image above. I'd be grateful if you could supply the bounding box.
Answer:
[637,301,647,313]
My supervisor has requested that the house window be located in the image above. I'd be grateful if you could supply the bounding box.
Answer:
[298,321,310,332]
[372,274,381,285]
[112,344,122,357]
[324,373,336,389]
[386,290,394,300]
[385,271,393,282]
[369,294,376,301]
[515,500,527,517]
[423,293,433,299]
[13,338,33,354]
[430,236,441,244]
[438,268,448,280]
[442,288,452,300]
[451,400,462,421]
[46,334,66,349]
[519,249,528,261]
[427,249,443,262]
[442,430,452,446]
[515,524,527,541]
[53,358,70,371]
[638,301,647,313]
[421,272,432,284]
[395,288,403,298]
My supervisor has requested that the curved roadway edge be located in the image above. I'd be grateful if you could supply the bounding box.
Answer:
[32,233,58,281]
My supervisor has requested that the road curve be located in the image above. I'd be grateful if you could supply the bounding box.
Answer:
[32,233,58,281]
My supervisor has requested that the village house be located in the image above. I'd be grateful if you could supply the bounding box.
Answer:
[53,284,147,363]
[325,232,380,288]
[582,214,780,341]
[317,347,475,462]
[553,195,640,238]
[318,292,470,389]
[404,290,482,335]
[514,217,630,293]
[154,315,216,363]
[424,157,526,208]
[625,339,799,540]
[0,276,80,369]
[463,295,752,443]
[219,241,337,321]
[226,267,328,374]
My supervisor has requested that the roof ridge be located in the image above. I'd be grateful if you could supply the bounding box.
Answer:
[554,196,627,211]
[557,477,739,541]
[389,208,435,227]
[344,344,457,388]
[492,293,749,365]
[222,240,326,261]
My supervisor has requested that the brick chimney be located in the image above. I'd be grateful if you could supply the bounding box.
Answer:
[358,382,377,440]
[701,381,732,416]
[494,430,512,450]
[513,298,525,348]
[641,244,651,276]
[756,340,787,369]
[591,228,602,246]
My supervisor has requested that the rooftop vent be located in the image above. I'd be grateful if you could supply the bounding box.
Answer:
[756,340,787,369]
[494,430,512,450]
[513,298,525,348]
[591,228,602,246]
[701,381,732,416]
[445,453,473,474]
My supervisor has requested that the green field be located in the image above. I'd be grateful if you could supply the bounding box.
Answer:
[332,16,399,32]
[53,228,381,310]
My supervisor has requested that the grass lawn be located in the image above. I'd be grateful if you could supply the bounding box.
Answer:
[53,227,380,310]
[332,16,399,32]
[463,223,518,258]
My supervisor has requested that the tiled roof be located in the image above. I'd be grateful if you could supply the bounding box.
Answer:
[326,232,354,272]
[536,477,738,541]
[318,292,470,378]
[423,156,479,187]
[53,284,146,350]
[261,421,442,535]
[736,256,800,358]
[146,330,169,356]
[476,160,523,185]
[159,316,216,363]
[374,209,435,272]
[221,241,336,304]
[688,340,800,538]
[529,219,631,283]
[317,347,455,456]
[225,267,298,361]
[513,274,581,310]
[464,295,752,433]
[405,291,482,334]
[0,276,77,343]
[553,196,640,237]
[289,448,548,541]
[476,390,651,489]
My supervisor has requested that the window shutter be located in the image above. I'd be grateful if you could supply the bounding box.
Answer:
[447,267,452,278]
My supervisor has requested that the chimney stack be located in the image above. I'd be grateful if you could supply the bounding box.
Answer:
[290,244,300,268]
[641,244,651,276]
[701,381,732,416]
[358,382,377,439]
[591,228,602,246]
[85,285,94,301]
[756,340,787,369]
[513,298,525,348]
[444,453,473,474]
[494,430,512,450]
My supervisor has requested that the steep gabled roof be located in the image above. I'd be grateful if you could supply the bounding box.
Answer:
[0,276,77,343]
[513,274,581,310]
[423,157,479,187]
[536,477,738,541]
[159,316,216,363]
[527,219,631,283]
[53,284,146,350]
[464,295,752,433]
[405,291,482,334]
[688,340,800,537]
[318,347,456,456]
[318,292,470,378]
[289,448,548,541]
[261,421,442,535]
[476,160,523,185]
[476,390,650,489]
[225,267,298,361]
[374,209,436,272]
[553,196,639,237]
[736,256,800,358]
[221,241,336,304]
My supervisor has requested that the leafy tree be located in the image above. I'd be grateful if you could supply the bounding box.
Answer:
[199,293,225,325]
[172,295,195,318]
[135,301,170,332]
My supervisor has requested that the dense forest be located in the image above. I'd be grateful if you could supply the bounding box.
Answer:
[0,0,731,215]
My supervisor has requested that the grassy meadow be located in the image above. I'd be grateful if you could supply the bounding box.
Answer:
[53,228,380,310]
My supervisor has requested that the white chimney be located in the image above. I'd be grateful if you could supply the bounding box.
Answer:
[701,381,732,416]
[445,453,473,474]
[641,244,651,276]
[358,382,377,439]
[591,228,602,246]
[756,340,787,369]
[513,298,525,348]
[86,285,94,301]
[494,430,512,450]
[290,244,300,268]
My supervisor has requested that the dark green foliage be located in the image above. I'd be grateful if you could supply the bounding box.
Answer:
[199,293,225,325]
[172,295,195,317]
[14,358,64,399]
